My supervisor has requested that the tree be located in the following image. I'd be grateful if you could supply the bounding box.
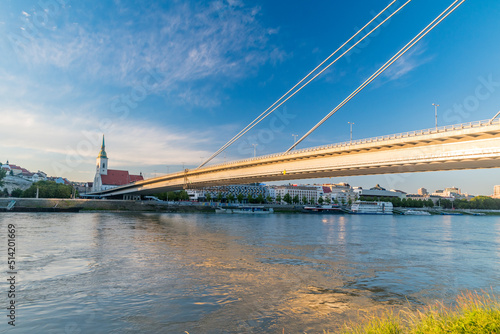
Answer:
[237,193,244,204]
[247,193,254,204]
[309,198,316,205]
[205,193,212,202]
[179,190,189,201]
[11,188,23,198]
[227,193,235,203]
[324,197,331,204]
[348,198,352,206]
[292,195,299,204]
[256,194,264,204]
[266,195,272,203]
[0,168,6,188]
[283,193,292,204]
[318,196,324,205]
[216,192,223,202]
[276,194,282,204]
[22,181,73,199]
[302,196,308,205]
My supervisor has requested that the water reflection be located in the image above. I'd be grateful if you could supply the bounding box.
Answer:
[3,213,500,333]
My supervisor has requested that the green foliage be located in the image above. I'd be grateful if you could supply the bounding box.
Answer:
[1,188,9,198]
[276,194,282,204]
[237,193,244,203]
[157,190,190,201]
[11,188,23,197]
[216,192,223,202]
[266,195,272,203]
[283,193,292,204]
[342,291,500,334]
[324,197,331,204]
[227,193,235,203]
[318,196,324,205]
[255,194,264,204]
[205,193,212,202]
[302,196,308,205]
[0,168,6,187]
[309,198,316,205]
[292,195,299,204]
[247,193,254,204]
[22,181,74,198]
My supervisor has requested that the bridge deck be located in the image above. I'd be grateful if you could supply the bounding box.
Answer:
[95,119,500,197]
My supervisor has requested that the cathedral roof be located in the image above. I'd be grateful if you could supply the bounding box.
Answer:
[101,169,144,186]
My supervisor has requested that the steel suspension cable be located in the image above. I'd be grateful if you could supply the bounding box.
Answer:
[198,0,404,168]
[286,0,467,153]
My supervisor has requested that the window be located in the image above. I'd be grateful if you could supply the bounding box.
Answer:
[103,163,105,168]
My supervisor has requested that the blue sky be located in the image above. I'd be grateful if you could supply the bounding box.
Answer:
[1,0,499,195]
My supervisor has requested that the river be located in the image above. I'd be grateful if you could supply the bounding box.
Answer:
[1,212,500,333]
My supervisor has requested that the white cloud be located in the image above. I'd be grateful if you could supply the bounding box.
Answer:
[0,106,223,180]
[381,43,434,82]
[14,1,283,106]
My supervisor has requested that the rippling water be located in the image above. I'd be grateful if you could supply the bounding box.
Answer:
[1,212,500,333]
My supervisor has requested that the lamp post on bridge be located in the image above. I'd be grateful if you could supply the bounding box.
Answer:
[292,134,298,150]
[252,144,258,158]
[432,103,439,130]
[348,122,355,144]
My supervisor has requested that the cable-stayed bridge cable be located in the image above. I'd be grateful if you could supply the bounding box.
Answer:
[198,0,408,168]
[286,0,467,153]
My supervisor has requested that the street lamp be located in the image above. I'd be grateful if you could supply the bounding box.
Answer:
[252,143,258,158]
[432,103,439,130]
[348,122,355,144]
[292,134,298,149]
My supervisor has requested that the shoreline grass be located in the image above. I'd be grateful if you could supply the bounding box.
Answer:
[340,291,500,334]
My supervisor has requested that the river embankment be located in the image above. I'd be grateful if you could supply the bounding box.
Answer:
[0,198,305,213]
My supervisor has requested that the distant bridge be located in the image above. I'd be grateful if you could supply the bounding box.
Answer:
[95,119,500,198]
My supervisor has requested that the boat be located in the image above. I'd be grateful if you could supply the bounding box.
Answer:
[440,212,463,216]
[349,201,393,215]
[302,204,343,214]
[215,206,274,214]
[404,210,431,216]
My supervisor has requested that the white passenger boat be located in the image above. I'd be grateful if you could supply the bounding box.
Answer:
[303,204,343,214]
[405,210,431,216]
[349,201,393,215]
[215,206,274,214]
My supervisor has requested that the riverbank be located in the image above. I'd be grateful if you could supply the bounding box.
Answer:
[340,291,500,333]
[1,198,499,214]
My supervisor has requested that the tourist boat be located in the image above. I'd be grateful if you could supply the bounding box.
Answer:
[404,210,431,216]
[302,204,343,214]
[349,201,393,215]
[215,206,274,214]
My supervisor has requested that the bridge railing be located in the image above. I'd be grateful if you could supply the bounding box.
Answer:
[206,118,500,169]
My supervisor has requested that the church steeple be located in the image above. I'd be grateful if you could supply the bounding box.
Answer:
[96,135,108,175]
[98,135,107,159]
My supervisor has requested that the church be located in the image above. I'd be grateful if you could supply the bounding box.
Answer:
[92,136,144,192]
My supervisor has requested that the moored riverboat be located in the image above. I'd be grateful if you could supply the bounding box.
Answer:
[302,204,343,214]
[215,206,274,214]
[349,201,393,215]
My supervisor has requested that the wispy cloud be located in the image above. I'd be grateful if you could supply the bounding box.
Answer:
[381,43,434,83]
[0,105,227,179]
[13,1,283,107]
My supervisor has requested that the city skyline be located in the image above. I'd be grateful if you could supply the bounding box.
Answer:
[1,1,500,195]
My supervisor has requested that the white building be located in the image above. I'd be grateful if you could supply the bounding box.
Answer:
[272,185,323,204]
[92,136,144,192]
[354,184,406,199]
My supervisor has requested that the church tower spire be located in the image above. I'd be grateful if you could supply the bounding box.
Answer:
[96,135,108,175]
[98,135,107,159]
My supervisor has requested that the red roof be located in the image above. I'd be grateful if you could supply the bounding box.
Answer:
[101,169,143,186]
[322,186,332,193]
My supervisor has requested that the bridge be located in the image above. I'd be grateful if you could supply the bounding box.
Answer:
[95,118,500,198]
